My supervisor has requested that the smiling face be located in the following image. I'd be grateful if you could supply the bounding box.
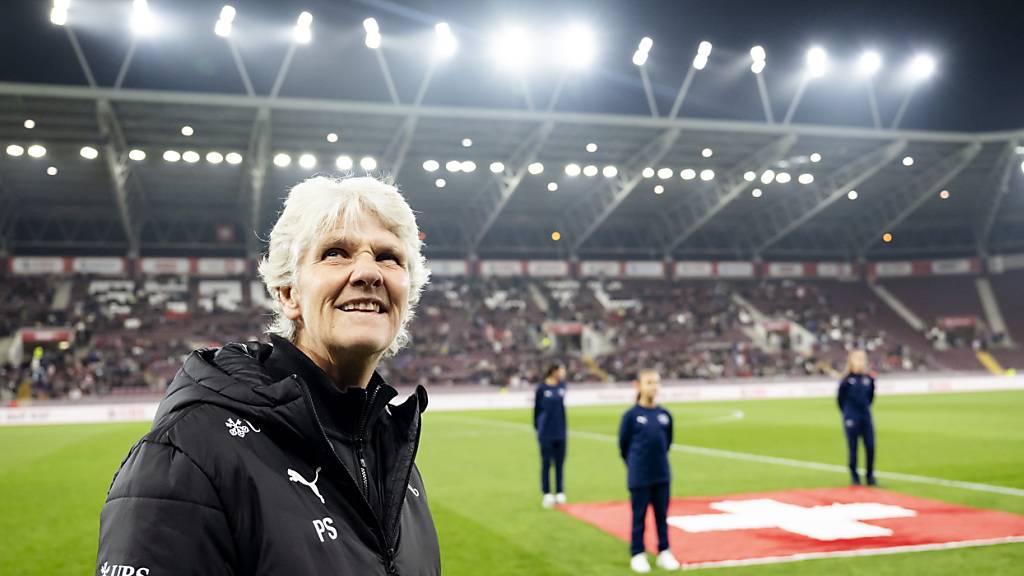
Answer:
[278,212,410,368]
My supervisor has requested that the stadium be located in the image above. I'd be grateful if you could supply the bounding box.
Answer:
[2,0,1024,574]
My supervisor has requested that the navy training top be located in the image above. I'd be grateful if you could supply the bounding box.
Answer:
[837,372,875,419]
[619,404,673,489]
[534,381,567,441]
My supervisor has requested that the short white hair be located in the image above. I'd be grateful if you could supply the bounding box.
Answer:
[258,175,430,357]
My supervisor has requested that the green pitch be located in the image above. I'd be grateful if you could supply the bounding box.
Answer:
[2,390,1023,574]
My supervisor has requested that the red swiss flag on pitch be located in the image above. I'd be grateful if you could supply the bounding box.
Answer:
[560,487,1024,568]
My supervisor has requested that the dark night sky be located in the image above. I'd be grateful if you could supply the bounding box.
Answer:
[2,0,1022,131]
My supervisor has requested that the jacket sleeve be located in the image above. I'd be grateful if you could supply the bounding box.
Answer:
[837,380,848,411]
[618,411,632,461]
[533,387,542,431]
[869,377,876,406]
[665,411,674,452]
[97,438,237,576]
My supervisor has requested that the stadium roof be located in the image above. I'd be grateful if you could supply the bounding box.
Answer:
[1,0,1023,262]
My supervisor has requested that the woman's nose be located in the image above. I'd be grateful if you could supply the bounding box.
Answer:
[350,254,384,287]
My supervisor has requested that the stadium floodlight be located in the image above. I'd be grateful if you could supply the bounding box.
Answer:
[225,152,243,165]
[642,167,655,178]
[602,165,618,178]
[162,150,180,162]
[27,145,46,158]
[657,167,673,180]
[547,182,559,192]
[809,152,822,163]
[701,148,713,158]
[214,5,235,37]
[750,45,766,74]
[559,23,596,70]
[461,160,477,173]
[273,152,292,168]
[632,36,653,67]
[550,231,561,242]
[760,169,775,184]
[775,172,791,184]
[882,232,893,243]
[692,40,712,70]
[293,11,313,44]
[47,166,58,176]
[565,163,581,177]
[182,150,200,163]
[586,142,598,153]
[423,160,440,172]
[24,119,35,129]
[751,188,763,198]
[1021,160,1024,175]
[743,171,757,182]
[6,144,24,157]
[582,164,598,177]
[298,153,317,169]
[50,0,70,26]
[180,125,194,137]
[434,22,457,59]
[653,185,664,195]
[363,18,381,49]
[462,138,473,148]
[939,189,951,199]
[335,155,353,170]
[680,168,696,181]
[902,155,915,167]
[360,156,377,171]
[131,0,156,36]
[492,27,532,70]
[489,161,505,173]
[858,50,882,76]
[700,169,715,181]
[528,162,545,175]
[798,173,814,185]
[80,145,99,160]
[326,132,338,143]
[908,53,936,80]
[445,160,462,173]
[806,46,828,78]
[1016,146,1024,155]
[434,178,446,188]
[206,151,224,165]
[848,190,859,200]
[128,149,146,161]
[751,59,766,74]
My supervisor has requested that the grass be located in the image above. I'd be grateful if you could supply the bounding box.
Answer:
[1,391,1022,574]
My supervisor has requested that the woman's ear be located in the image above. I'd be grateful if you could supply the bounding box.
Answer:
[277,286,302,321]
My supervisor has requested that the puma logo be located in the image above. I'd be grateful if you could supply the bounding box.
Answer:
[287,466,325,504]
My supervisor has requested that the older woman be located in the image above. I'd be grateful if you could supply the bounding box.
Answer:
[97,176,439,575]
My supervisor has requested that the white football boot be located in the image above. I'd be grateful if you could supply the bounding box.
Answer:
[541,493,556,509]
[630,553,652,574]
[655,549,681,570]
[555,492,567,505]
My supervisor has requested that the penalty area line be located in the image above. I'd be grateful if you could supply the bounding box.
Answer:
[448,416,1024,498]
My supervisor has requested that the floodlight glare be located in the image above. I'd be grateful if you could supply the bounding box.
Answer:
[492,27,532,70]
[760,169,775,184]
[434,22,457,58]
[50,0,69,26]
[743,171,757,182]
[489,161,505,173]
[902,156,915,167]
[6,144,24,157]
[809,152,822,163]
[798,173,814,185]
[654,185,664,195]
[638,37,653,53]
[47,166,58,176]
[360,156,377,171]
[750,45,766,62]
[293,11,313,44]
[602,165,618,178]
[206,151,224,165]
[528,162,545,175]
[908,54,936,80]
[445,160,462,173]
[633,36,652,67]
[462,138,473,148]
[214,5,235,37]
[642,167,655,178]
[336,155,353,170]
[131,0,156,36]
[363,18,381,49]
[700,169,715,181]
[273,152,292,167]
[128,149,146,161]
[27,145,47,158]
[423,160,440,172]
[806,46,828,78]
[939,189,950,200]
[461,160,477,173]
[298,153,317,169]
[775,172,791,184]
[548,182,559,192]
[80,146,99,160]
[848,190,859,200]
[560,24,596,69]
[435,178,446,188]
[586,142,598,153]
[582,164,598,177]
[751,60,766,74]
[1021,160,1024,175]
[751,188,763,198]
[565,163,581,177]
[225,152,243,165]
[701,148,713,158]
[162,150,180,162]
[182,150,200,163]
[858,50,882,76]
[680,168,696,181]
[692,54,708,70]
[24,119,36,129]
[219,5,236,22]
[697,41,713,58]
[657,167,673,180]
[632,50,649,67]
[181,125,194,137]
[326,132,338,143]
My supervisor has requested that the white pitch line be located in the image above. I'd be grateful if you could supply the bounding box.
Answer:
[447,416,1024,498]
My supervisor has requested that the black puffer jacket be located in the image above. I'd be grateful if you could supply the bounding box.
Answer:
[96,338,440,576]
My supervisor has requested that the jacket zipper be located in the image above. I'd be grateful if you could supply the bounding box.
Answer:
[356,383,381,500]
[293,375,396,572]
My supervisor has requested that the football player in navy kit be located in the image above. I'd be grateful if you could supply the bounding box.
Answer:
[838,349,877,486]
[534,363,568,508]
[619,370,680,573]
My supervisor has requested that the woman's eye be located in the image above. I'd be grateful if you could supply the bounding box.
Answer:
[378,252,401,264]
[323,248,347,259]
